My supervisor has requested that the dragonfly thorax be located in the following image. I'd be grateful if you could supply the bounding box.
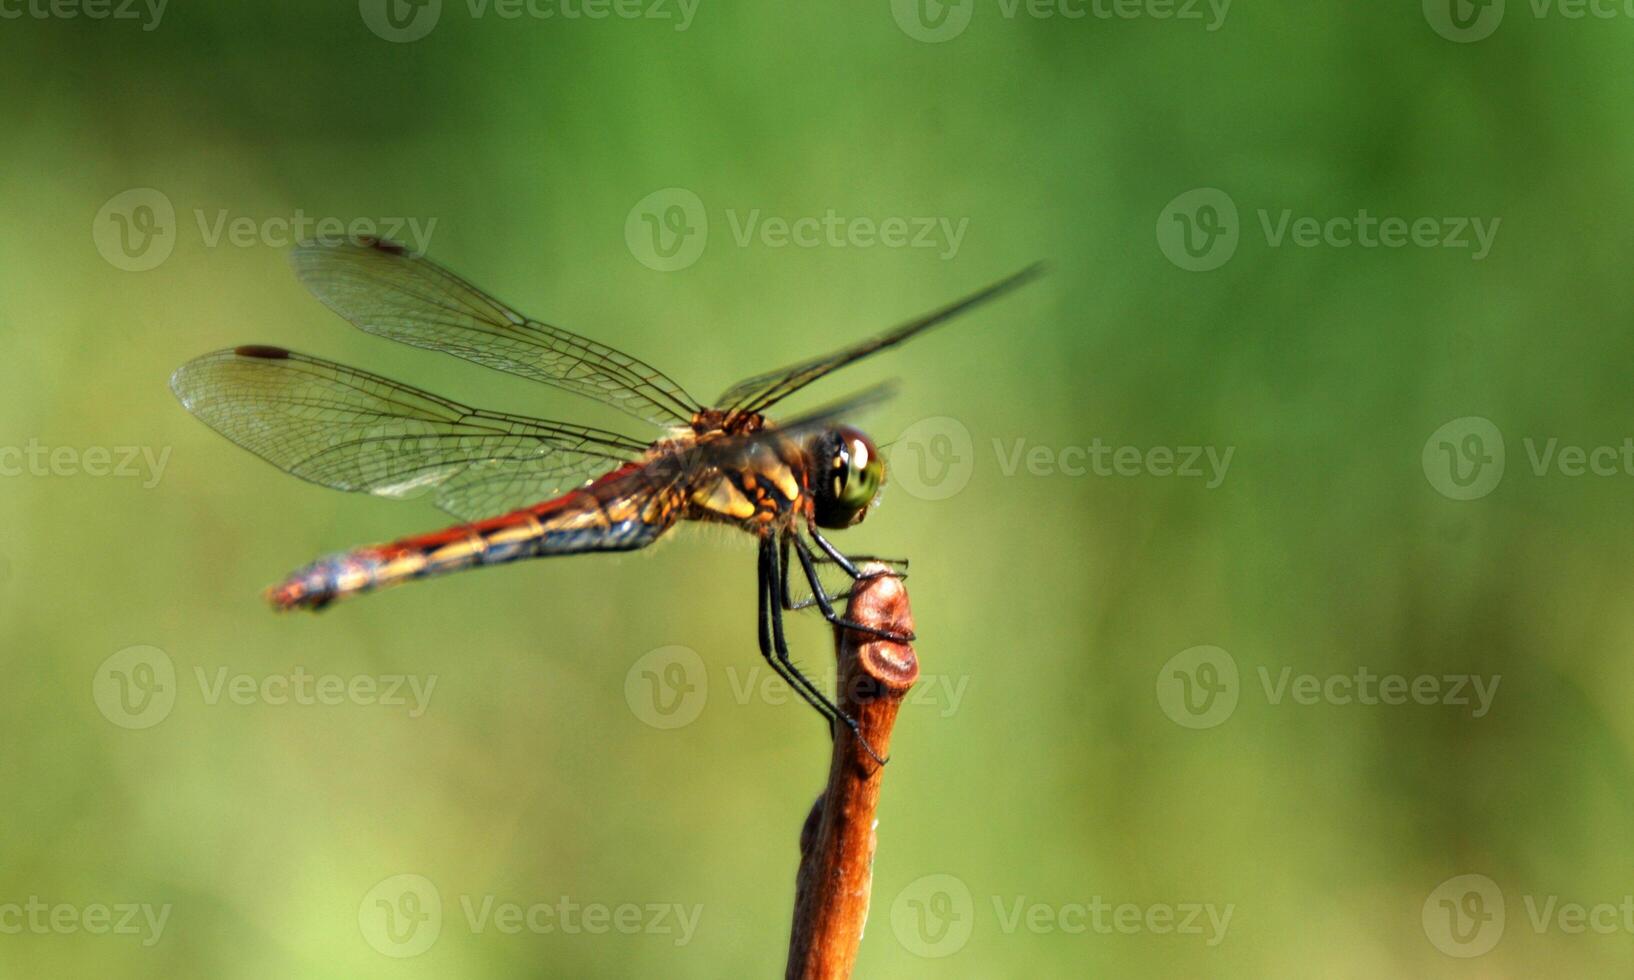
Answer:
[690,407,766,436]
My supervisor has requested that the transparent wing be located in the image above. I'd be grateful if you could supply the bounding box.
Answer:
[716,264,1045,419]
[169,346,649,522]
[291,238,703,427]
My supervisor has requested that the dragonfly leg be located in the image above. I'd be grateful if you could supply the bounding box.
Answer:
[806,525,908,581]
[781,538,909,613]
[779,533,874,611]
[778,533,809,610]
[789,531,917,644]
[761,536,887,766]
[808,550,909,575]
[760,536,839,727]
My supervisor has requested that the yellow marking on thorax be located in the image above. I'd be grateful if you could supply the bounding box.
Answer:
[753,453,802,502]
[692,474,756,520]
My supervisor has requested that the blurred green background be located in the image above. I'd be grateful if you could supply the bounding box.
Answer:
[4,1,1633,975]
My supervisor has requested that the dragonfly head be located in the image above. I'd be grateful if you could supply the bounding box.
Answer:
[810,426,885,529]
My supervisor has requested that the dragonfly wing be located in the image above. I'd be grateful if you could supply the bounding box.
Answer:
[689,382,898,473]
[291,238,703,427]
[169,346,649,522]
[715,264,1045,419]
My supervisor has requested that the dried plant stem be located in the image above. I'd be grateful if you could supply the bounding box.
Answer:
[786,565,918,980]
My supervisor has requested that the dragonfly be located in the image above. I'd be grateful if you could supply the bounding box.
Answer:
[171,238,1041,757]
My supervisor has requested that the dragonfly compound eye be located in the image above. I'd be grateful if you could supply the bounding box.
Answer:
[813,426,884,529]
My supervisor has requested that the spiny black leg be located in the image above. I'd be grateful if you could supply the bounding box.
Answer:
[791,532,917,643]
[764,536,888,766]
[807,525,865,579]
[783,533,857,612]
[778,533,802,610]
[760,536,840,732]
[806,525,909,584]
[810,552,910,574]
[757,540,778,683]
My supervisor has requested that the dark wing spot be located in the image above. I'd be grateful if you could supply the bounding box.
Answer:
[359,236,408,255]
[234,345,291,360]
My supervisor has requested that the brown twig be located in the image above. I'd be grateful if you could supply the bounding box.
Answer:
[786,564,918,980]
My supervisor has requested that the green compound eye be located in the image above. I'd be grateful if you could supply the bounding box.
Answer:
[814,426,885,530]
[836,435,883,511]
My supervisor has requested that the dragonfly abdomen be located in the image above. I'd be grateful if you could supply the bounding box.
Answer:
[267,478,680,611]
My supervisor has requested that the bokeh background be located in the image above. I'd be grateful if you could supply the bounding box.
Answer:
[3,1,1632,975]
